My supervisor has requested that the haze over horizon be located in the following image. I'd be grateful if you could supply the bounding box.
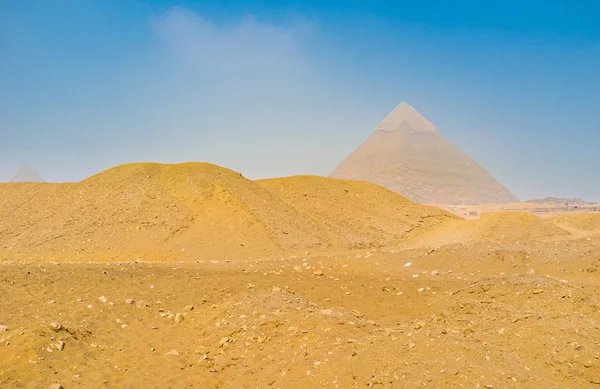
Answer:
[1,0,599,201]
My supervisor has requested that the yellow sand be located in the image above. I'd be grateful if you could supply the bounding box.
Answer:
[550,213,600,236]
[0,163,457,262]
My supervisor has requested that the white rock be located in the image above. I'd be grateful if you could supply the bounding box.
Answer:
[125,299,135,304]
[165,350,179,356]
[219,337,230,346]
[404,262,412,268]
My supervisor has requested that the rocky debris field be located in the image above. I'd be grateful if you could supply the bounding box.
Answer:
[1,238,599,388]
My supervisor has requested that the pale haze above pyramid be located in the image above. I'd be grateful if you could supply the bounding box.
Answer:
[10,164,45,183]
[330,102,518,205]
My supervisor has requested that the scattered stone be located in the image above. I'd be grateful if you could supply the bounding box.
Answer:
[50,384,63,389]
[313,270,324,276]
[136,300,149,308]
[532,289,544,295]
[98,296,107,303]
[404,262,412,268]
[125,298,135,304]
[417,288,425,292]
[0,325,7,332]
[49,322,62,332]
[174,313,184,323]
[219,337,230,347]
[498,328,505,334]
[408,343,416,349]
[272,286,282,292]
[431,270,439,276]
[56,341,65,351]
[183,305,194,311]
[165,350,179,356]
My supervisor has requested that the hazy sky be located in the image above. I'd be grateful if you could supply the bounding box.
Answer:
[1,0,599,201]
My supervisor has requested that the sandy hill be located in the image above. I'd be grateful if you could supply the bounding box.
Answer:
[0,163,457,262]
[550,214,600,236]
[257,175,458,250]
[407,211,571,247]
[9,164,45,182]
[330,102,518,205]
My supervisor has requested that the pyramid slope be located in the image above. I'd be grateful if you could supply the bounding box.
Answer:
[331,102,518,205]
[10,164,45,182]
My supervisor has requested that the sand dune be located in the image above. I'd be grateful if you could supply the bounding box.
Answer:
[550,213,600,236]
[0,163,457,262]
[407,211,572,247]
[257,175,458,250]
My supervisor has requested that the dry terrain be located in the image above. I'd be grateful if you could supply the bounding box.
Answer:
[438,202,600,220]
[1,163,599,388]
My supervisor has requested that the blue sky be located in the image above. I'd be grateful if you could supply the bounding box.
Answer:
[1,0,599,201]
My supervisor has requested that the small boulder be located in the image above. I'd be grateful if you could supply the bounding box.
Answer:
[135,300,149,308]
[219,337,230,347]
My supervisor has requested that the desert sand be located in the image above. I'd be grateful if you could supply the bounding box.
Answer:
[1,163,599,388]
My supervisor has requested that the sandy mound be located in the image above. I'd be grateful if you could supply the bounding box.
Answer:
[0,163,321,262]
[257,175,458,249]
[550,214,600,236]
[408,212,571,247]
[0,163,456,263]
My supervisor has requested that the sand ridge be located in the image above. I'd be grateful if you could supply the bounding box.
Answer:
[550,214,600,236]
[0,163,458,263]
[405,211,572,248]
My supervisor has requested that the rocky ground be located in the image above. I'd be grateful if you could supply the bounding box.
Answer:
[1,238,599,388]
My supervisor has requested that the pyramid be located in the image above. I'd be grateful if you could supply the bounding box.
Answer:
[330,102,518,205]
[10,164,45,183]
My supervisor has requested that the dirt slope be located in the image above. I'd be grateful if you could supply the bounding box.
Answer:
[407,212,572,247]
[257,175,458,250]
[0,163,455,262]
[550,214,600,236]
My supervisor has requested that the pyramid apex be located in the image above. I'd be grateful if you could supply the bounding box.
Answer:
[375,102,437,133]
